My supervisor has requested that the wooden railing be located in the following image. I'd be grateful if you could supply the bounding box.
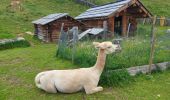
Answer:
[137,17,170,26]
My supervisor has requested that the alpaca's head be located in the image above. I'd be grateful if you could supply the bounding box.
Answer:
[93,41,121,54]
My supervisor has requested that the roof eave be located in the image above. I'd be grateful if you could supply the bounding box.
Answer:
[76,16,109,21]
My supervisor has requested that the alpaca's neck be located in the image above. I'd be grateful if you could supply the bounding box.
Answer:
[94,49,106,74]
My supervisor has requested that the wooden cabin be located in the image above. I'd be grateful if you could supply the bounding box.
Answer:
[75,0,152,37]
[32,13,84,42]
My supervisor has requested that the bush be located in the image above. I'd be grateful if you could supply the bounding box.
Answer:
[0,40,30,50]
[99,69,133,87]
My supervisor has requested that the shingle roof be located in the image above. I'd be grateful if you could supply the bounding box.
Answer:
[75,0,132,20]
[32,13,68,25]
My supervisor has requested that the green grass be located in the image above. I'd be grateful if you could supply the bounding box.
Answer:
[0,44,170,99]
[0,33,15,39]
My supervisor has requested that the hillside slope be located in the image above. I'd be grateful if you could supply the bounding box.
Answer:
[0,0,170,39]
[0,0,88,39]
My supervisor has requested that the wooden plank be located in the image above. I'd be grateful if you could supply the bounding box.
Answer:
[122,14,127,36]
[135,1,152,18]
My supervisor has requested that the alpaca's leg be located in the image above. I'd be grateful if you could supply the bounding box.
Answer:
[44,83,57,93]
[40,78,57,93]
[84,86,103,94]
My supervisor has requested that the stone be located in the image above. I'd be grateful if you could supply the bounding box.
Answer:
[25,31,34,35]
[167,29,170,33]
[17,37,25,41]
[127,62,169,76]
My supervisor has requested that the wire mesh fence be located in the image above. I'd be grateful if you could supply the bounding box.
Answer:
[57,24,170,69]
[56,23,170,85]
[137,17,170,26]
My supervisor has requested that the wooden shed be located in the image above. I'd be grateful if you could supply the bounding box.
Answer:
[75,0,152,37]
[32,13,84,42]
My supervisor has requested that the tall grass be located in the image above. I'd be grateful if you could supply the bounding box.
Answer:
[57,38,152,69]
[99,69,133,86]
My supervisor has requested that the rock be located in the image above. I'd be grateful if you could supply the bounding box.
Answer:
[25,31,34,35]
[17,37,25,41]
[0,39,15,44]
[157,94,161,97]
[167,29,170,33]
[127,62,170,76]
[0,37,26,45]
[0,40,6,44]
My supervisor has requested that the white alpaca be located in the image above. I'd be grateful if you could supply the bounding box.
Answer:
[35,41,121,94]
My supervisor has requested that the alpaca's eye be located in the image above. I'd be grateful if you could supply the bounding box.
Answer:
[108,46,112,49]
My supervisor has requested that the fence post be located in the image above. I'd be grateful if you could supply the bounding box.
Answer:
[72,27,79,63]
[56,23,64,56]
[160,16,165,26]
[103,21,108,40]
[127,23,131,37]
[148,16,157,74]
[143,18,146,25]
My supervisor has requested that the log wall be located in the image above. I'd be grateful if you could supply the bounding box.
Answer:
[35,16,84,42]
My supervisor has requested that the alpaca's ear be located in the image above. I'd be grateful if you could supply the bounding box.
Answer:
[93,42,100,48]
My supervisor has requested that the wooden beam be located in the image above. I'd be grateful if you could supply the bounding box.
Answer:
[136,1,152,18]
[133,3,137,7]
[122,15,127,36]
[108,17,115,34]
[149,16,157,74]
[139,9,143,13]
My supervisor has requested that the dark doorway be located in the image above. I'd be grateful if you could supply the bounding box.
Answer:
[114,16,122,36]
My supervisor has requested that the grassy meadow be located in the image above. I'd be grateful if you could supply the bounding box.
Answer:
[0,43,170,100]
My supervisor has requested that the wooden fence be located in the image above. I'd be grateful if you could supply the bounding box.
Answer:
[137,17,170,26]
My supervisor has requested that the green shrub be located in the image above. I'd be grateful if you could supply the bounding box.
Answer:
[0,40,30,50]
[99,69,133,87]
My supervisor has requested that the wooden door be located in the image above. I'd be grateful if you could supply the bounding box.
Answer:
[114,16,122,36]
